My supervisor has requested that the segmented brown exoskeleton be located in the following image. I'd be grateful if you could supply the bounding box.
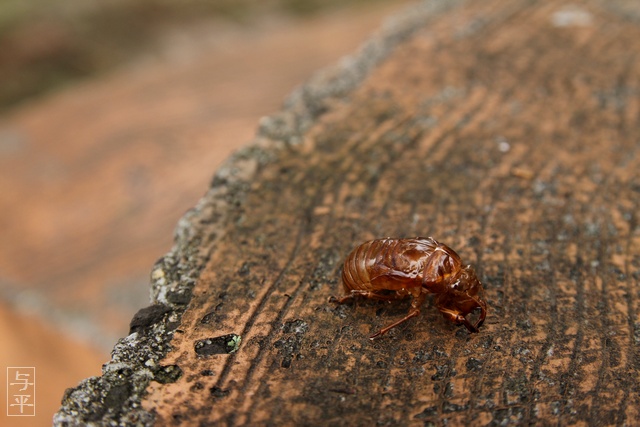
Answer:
[331,237,487,339]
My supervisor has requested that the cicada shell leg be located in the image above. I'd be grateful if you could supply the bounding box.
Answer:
[369,289,426,340]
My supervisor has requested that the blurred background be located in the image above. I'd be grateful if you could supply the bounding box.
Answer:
[0,0,412,424]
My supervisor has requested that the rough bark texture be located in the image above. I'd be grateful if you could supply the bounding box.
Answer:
[55,0,640,425]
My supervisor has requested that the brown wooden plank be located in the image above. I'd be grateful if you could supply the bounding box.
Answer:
[56,0,640,425]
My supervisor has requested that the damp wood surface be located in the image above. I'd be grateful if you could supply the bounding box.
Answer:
[56,0,640,426]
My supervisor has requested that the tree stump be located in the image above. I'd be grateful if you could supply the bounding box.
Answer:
[55,0,640,425]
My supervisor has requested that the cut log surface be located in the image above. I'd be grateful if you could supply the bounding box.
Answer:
[55,0,640,426]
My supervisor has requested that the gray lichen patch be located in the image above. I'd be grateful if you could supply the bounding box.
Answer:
[152,364,183,384]
[281,318,309,334]
[274,319,309,368]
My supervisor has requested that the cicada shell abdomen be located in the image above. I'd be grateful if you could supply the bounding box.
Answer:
[341,238,396,292]
[341,237,437,292]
